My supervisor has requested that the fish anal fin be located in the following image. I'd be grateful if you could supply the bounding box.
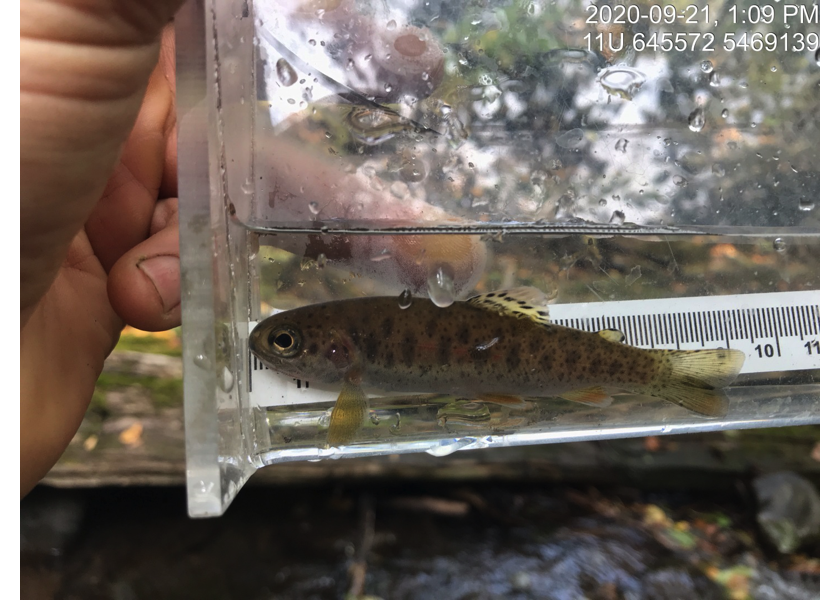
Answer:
[598,328,626,343]
[326,381,369,447]
[468,287,551,325]
[476,393,528,408]
[558,386,613,408]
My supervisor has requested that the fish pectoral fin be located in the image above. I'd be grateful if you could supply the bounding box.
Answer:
[467,287,551,325]
[476,393,528,408]
[326,382,369,447]
[558,386,614,408]
[598,328,626,343]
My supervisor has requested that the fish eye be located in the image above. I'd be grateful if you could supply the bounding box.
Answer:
[269,327,301,357]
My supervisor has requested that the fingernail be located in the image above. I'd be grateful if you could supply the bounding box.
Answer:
[138,255,181,313]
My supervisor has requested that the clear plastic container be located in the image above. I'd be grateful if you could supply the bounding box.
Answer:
[176,0,819,516]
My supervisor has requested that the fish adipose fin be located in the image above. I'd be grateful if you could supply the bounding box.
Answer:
[651,348,746,417]
[468,287,551,325]
[598,329,626,343]
[558,386,613,408]
[326,381,369,447]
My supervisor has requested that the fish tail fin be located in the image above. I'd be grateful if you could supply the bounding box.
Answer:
[647,348,745,417]
[327,381,369,447]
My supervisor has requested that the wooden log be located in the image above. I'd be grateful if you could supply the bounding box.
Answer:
[42,352,819,489]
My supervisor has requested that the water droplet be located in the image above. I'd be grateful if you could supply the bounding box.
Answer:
[700,60,714,73]
[275,58,298,86]
[316,253,327,269]
[598,198,608,206]
[364,53,372,61]
[799,198,815,212]
[612,194,621,202]
[709,71,721,87]
[193,353,212,370]
[386,19,396,30]
[672,175,688,188]
[308,39,316,46]
[427,265,456,308]
[770,65,778,73]
[398,290,413,309]
[712,163,726,177]
[721,108,730,118]
[597,66,646,99]
[688,108,706,133]
[615,138,628,153]
[389,412,401,433]
[370,413,381,425]
[625,265,642,286]
[556,128,585,148]
[609,210,625,225]
[383,82,393,93]
[308,201,320,215]
[727,141,738,150]
[773,238,787,253]
[815,48,820,66]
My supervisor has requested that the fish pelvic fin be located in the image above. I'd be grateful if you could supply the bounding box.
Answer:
[558,386,614,408]
[648,348,746,417]
[326,381,369,447]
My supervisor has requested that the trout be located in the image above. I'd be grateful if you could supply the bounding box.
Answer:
[250,288,745,446]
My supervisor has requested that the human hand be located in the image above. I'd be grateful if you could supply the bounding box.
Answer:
[21,0,184,495]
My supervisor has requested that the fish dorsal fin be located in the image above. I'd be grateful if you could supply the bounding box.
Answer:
[468,287,551,325]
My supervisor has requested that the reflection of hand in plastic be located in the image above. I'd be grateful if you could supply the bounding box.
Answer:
[256,134,487,300]
[257,3,486,299]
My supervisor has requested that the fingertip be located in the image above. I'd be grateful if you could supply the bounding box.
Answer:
[109,226,181,332]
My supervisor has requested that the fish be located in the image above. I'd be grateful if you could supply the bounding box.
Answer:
[249,288,746,446]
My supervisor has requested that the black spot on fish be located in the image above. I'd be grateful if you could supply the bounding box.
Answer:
[384,350,395,369]
[437,336,452,365]
[365,337,379,361]
[381,317,393,337]
[528,337,542,355]
[402,333,417,367]
[457,326,470,345]
[498,292,507,298]
[486,293,496,298]
[425,318,438,338]
[307,343,319,354]
[540,353,554,370]
[505,349,521,370]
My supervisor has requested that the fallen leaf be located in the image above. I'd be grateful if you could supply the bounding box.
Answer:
[119,421,144,447]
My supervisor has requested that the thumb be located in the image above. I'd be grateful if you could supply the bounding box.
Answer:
[20,0,185,321]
